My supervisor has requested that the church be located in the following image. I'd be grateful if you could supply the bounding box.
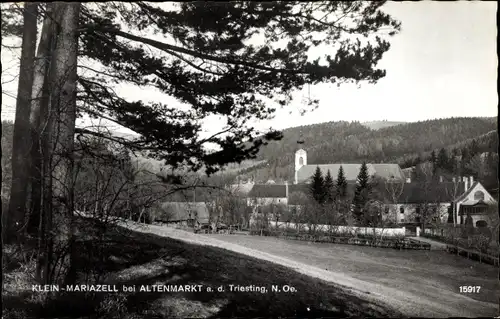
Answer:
[247,137,406,207]
[244,138,497,228]
[293,147,405,184]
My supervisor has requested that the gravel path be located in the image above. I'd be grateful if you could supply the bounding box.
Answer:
[121,222,498,318]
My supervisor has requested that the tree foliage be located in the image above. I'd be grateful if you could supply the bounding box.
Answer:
[352,162,370,224]
[335,165,348,199]
[2,1,403,287]
[75,1,400,175]
[323,169,335,203]
[309,166,325,204]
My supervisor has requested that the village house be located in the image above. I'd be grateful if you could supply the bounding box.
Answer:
[152,202,210,227]
[381,176,496,227]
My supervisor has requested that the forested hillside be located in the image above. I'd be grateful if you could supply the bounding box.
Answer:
[3,117,497,195]
[361,120,406,130]
[234,117,498,184]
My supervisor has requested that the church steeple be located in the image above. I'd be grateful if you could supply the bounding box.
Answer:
[294,131,307,184]
[297,131,304,148]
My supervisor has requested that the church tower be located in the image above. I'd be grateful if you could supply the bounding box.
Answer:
[294,132,307,184]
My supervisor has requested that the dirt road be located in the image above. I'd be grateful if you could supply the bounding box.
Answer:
[122,222,498,318]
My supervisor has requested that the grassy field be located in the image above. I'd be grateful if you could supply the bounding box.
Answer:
[2,220,402,319]
[207,233,499,317]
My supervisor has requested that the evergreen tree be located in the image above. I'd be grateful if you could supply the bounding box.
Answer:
[429,150,437,164]
[352,162,370,225]
[470,139,479,157]
[323,169,335,203]
[429,150,437,175]
[436,148,449,173]
[460,147,472,175]
[335,165,348,199]
[448,155,457,175]
[1,2,403,284]
[309,166,325,204]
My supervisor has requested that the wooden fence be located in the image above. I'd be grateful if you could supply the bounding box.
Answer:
[445,245,499,267]
[249,230,430,250]
[266,221,407,237]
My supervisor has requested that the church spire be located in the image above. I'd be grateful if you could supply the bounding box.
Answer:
[297,131,304,147]
[294,131,307,184]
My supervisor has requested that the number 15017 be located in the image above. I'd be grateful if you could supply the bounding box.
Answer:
[459,286,481,293]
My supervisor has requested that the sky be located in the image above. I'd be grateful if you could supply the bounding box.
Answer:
[1,1,498,136]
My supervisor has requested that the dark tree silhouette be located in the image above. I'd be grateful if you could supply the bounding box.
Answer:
[335,165,348,199]
[352,162,370,225]
[324,169,335,203]
[76,1,402,175]
[309,166,325,204]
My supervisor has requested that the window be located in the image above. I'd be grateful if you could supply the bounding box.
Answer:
[473,191,485,201]
[400,219,405,223]
[399,207,405,215]
[384,207,390,214]
[299,157,304,165]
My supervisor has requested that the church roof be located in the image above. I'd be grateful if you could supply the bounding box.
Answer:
[296,163,404,183]
[248,184,287,198]
[247,184,312,198]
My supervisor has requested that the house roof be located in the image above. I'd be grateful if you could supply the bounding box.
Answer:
[296,163,404,183]
[247,183,358,204]
[384,182,466,204]
[156,202,210,223]
[248,184,287,198]
[455,181,479,202]
[372,164,406,180]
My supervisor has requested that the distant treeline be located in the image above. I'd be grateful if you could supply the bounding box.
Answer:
[230,117,497,186]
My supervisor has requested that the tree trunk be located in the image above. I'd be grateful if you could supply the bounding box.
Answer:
[5,3,38,244]
[28,3,56,238]
[27,3,57,283]
[46,2,81,285]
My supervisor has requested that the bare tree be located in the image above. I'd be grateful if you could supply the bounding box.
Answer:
[382,178,405,225]
[413,163,442,233]
[445,177,462,225]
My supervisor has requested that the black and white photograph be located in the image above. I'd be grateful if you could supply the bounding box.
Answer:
[1,1,498,318]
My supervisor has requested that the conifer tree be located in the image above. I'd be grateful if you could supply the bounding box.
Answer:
[323,169,335,203]
[309,166,325,204]
[2,1,402,283]
[469,139,479,157]
[436,148,449,173]
[335,165,348,199]
[352,162,370,225]
[429,150,437,175]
